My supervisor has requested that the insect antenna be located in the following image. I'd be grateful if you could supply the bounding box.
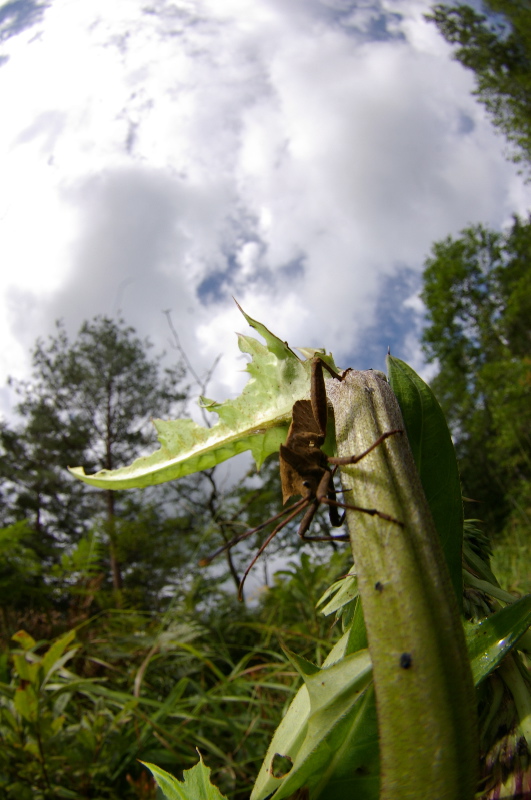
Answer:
[236,499,314,600]
[199,496,308,567]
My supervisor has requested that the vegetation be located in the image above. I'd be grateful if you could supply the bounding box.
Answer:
[1,2,530,797]
[0,309,529,798]
[421,214,531,543]
[68,309,530,799]
[427,0,531,177]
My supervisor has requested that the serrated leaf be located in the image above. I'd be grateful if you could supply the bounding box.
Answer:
[69,308,333,490]
[387,355,463,604]
[141,754,228,800]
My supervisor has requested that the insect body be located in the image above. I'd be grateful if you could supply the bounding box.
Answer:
[203,357,402,599]
[278,357,402,538]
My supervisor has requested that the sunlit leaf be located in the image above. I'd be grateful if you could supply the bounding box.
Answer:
[251,623,373,800]
[465,595,531,686]
[69,307,334,489]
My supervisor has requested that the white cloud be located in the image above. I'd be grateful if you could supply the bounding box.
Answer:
[0,0,530,421]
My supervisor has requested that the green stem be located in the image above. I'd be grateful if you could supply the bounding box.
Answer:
[328,370,477,800]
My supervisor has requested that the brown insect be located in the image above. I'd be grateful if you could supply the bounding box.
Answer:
[203,357,402,599]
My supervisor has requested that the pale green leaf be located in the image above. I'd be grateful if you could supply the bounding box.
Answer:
[265,650,374,800]
[317,572,358,618]
[69,307,332,489]
[251,622,372,800]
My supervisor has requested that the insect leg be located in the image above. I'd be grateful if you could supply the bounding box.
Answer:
[200,497,308,567]
[310,356,343,438]
[297,470,349,542]
[320,495,403,526]
[238,499,312,600]
[328,429,402,467]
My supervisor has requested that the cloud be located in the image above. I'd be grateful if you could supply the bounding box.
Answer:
[0,0,530,421]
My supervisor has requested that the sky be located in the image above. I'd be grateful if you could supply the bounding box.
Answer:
[1,0,530,424]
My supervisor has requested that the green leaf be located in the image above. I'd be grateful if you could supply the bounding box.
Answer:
[387,355,464,604]
[141,754,228,800]
[316,572,358,618]
[14,685,38,723]
[41,629,78,687]
[11,630,36,651]
[465,594,531,686]
[69,308,325,489]
[251,623,373,800]
[268,651,375,800]
[328,369,477,800]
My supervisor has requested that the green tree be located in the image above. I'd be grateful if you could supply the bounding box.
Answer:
[0,316,189,607]
[421,214,531,538]
[427,1,531,175]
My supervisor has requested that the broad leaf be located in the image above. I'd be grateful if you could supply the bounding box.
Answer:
[69,308,339,489]
[251,617,373,800]
[387,355,463,604]
[264,650,375,800]
[465,595,531,686]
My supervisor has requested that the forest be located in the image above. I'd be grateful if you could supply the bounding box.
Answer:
[0,1,530,799]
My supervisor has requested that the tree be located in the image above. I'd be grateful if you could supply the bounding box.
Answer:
[427,1,531,176]
[0,316,189,604]
[421,214,531,538]
[71,308,531,800]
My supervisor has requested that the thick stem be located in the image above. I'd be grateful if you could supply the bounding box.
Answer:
[327,370,477,800]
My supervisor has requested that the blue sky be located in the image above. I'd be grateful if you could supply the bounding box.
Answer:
[1,0,530,421]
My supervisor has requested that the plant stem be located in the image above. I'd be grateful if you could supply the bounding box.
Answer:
[327,370,477,800]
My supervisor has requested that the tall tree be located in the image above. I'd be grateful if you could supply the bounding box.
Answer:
[1,316,188,601]
[427,1,531,175]
[421,214,531,537]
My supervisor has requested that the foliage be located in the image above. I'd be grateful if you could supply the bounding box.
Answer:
[70,308,530,799]
[491,525,531,596]
[420,214,531,540]
[0,591,311,800]
[427,0,531,176]
[68,309,333,489]
[0,523,43,623]
[143,755,229,800]
[0,316,195,607]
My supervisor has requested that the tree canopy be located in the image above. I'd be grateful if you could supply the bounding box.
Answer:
[0,316,194,609]
[428,1,531,176]
[421,213,531,538]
